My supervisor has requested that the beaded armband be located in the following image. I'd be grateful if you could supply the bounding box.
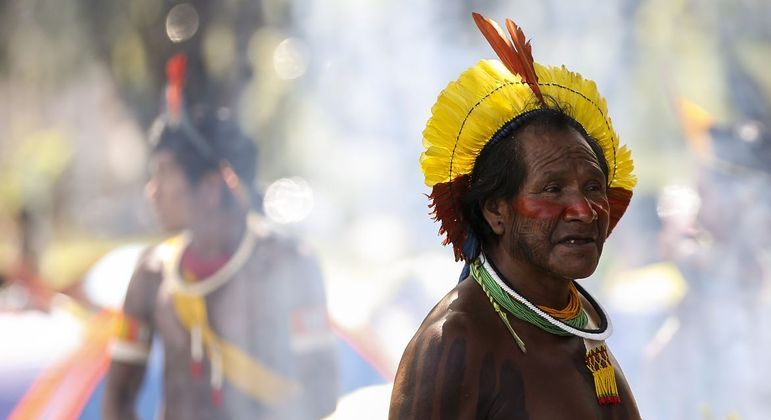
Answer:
[109,313,152,364]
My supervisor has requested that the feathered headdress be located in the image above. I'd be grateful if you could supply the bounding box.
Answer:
[421,13,636,261]
[159,53,250,206]
[165,53,188,125]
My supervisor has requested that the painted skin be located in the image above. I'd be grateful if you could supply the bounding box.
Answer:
[390,125,641,419]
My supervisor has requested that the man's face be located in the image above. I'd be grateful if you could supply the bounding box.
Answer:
[145,150,194,232]
[502,125,610,279]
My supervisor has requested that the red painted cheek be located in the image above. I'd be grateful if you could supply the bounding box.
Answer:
[512,197,565,220]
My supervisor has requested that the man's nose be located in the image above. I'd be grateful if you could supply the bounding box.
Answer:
[563,193,597,223]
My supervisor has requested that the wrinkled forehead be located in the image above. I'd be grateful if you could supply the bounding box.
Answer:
[518,124,600,170]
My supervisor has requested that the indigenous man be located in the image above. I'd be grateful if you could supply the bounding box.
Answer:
[390,14,641,419]
[103,56,338,420]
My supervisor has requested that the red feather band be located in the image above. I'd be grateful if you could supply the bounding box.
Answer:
[607,187,633,235]
[429,174,470,261]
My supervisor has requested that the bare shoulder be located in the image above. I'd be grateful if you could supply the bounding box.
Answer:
[123,243,165,317]
[390,279,500,420]
[414,278,493,345]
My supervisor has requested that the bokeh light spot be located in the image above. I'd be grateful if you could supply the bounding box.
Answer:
[273,38,309,80]
[263,177,314,224]
[166,3,199,43]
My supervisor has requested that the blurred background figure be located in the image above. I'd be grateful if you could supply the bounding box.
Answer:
[632,104,771,419]
[101,75,339,419]
[0,0,769,419]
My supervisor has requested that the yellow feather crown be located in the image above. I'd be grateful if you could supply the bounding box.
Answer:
[421,14,636,261]
[421,59,636,192]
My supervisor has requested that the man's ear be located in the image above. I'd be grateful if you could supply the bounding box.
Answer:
[481,197,511,236]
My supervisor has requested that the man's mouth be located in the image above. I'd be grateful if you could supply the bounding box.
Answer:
[557,235,596,245]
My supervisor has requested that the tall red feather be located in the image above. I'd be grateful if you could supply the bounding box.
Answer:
[472,13,519,78]
[472,13,545,106]
[504,19,544,103]
[165,53,187,123]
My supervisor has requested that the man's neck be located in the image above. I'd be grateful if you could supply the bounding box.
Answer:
[187,209,249,259]
[484,245,573,309]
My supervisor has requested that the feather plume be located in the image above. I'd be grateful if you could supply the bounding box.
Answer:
[165,53,187,123]
[504,19,544,103]
[472,13,518,78]
[472,13,544,105]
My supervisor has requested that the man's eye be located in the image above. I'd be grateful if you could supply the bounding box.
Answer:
[544,185,560,193]
[585,182,605,193]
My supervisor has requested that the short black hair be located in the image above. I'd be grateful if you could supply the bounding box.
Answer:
[462,106,609,256]
[149,106,257,186]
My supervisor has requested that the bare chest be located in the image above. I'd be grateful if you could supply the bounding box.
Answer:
[153,270,293,360]
[480,340,638,420]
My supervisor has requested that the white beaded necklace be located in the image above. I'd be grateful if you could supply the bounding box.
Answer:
[480,254,613,341]
[164,213,258,296]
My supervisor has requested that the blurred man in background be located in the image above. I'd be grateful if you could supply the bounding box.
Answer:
[102,67,338,418]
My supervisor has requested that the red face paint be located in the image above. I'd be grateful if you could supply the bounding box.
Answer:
[513,195,610,226]
[512,196,565,220]
[564,196,609,221]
